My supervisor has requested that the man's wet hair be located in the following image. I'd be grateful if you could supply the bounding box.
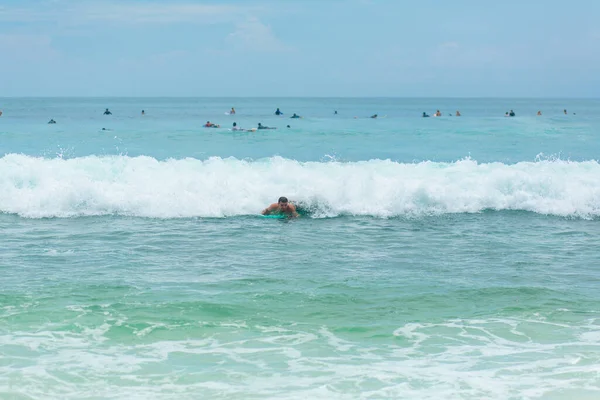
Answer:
[278,197,288,203]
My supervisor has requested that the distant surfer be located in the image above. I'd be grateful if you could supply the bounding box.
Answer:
[370,114,378,119]
[262,197,299,218]
[232,122,244,131]
[275,108,283,116]
[0,110,3,117]
[204,121,220,128]
[291,113,300,118]
[104,108,112,115]
[141,110,145,115]
[258,123,276,130]
[537,111,542,116]
[564,109,568,115]
[48,119,56,124]
[422,112,430,118]
[334,110,338,115]
[509,110,515,117]
[230,107,236,115]
[456,111,461,116]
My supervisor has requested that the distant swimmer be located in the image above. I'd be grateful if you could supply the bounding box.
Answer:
[434,110,442,117]
[290,113,300,119]
[104,108,112,115]
[422,112,430,118]
[231,122,244,131]
[509,110,515,117]
[370,114,378,119]
[257,122,276,130]
[262,196,299,218]
[505,112,509,117]
[287,125,291,128]
[204,121,220,128]
[48,119,56,124]
[141,110,145,115]
[334,110,338,115]
[230,107,236,115]
[275,108,283,116]
[0,110,3,117]
[537,111,542,116]
[564,109,568,115]
[456,111,461,116]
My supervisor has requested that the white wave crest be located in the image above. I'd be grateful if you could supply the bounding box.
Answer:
[1,154,600,218]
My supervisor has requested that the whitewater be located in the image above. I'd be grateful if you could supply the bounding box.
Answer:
[1,154,600,218]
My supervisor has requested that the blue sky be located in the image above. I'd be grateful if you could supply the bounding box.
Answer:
[0,0,599,97]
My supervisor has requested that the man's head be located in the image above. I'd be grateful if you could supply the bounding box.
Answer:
[278,196,290,211]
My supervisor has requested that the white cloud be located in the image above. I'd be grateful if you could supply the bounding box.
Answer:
[430,41,502,68]
[0,34,58,60]
[82,3,244,24]
[439,41,460,49]
[0,2,252,24]
[226,17,289,52]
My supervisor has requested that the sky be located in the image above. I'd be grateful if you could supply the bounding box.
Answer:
[0,0,599,97]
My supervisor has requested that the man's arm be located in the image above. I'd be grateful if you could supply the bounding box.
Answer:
[261,203,277,215]
[290,204,299,218]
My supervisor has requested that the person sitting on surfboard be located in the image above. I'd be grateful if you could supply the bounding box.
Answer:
[262,197,299,218]
[275,108,283,115]
[230,107,236,115]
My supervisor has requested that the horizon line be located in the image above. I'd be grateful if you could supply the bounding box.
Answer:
[1,96,599,100]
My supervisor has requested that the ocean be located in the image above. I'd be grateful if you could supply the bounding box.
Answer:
[1,97,599,399]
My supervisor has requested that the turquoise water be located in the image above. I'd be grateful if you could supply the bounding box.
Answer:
[1,98,600,399]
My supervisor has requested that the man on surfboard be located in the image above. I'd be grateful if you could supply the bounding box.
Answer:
[262,197,299,218]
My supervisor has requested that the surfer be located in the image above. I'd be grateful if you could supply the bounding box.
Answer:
[104,108,112,115]
[275,108,283,115]
[257,123,276,130]
[48,119,56,124]
[232,122,244,131]
[370,114,378,119]
[262,197,299,218]
[509,110,515,117]
[204,121,219,128]
[230,107,236,115]
[422,112,430,118]
[291,113,300,118]
[141,110,145,115]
